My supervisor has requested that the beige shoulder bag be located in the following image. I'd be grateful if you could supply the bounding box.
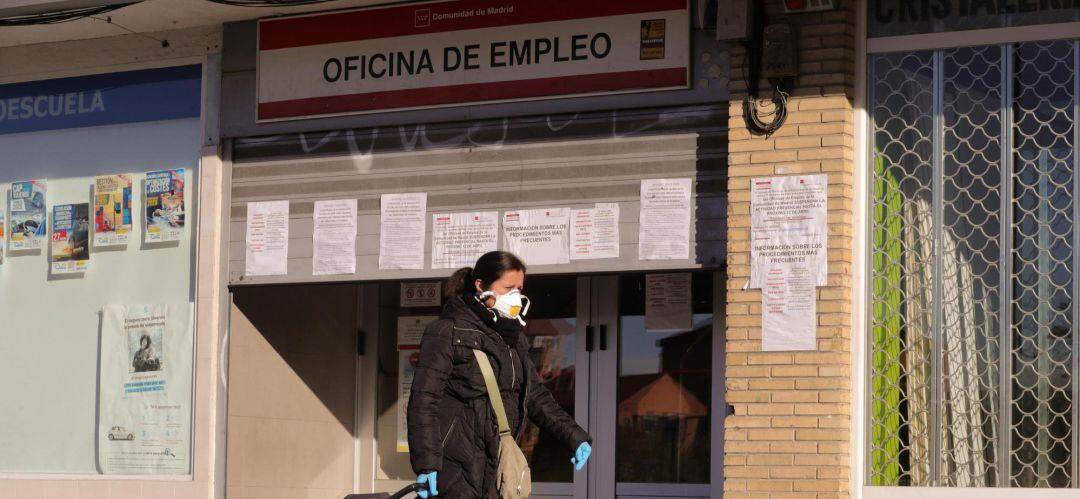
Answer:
[472,349,532,499]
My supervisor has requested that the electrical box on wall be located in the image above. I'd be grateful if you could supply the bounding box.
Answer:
[782,0,837,13]
[761,24,798,78]
[715,0,751,41]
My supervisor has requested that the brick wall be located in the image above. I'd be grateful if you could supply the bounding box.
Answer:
[724,1,856,497]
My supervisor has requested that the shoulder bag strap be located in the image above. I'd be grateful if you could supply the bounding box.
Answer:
[472,349,512,436]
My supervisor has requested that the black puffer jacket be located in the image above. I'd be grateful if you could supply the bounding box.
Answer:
[407,296,590,498]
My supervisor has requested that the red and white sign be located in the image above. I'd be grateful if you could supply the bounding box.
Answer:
[257,0,690,121]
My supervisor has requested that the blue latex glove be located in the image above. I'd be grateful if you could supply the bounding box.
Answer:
[417,471,438,498]
[571,442,592,471]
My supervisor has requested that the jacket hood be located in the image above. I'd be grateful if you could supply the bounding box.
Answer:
[440,295,487,328]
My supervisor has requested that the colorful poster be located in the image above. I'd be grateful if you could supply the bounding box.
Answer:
[397,349,419,453]
[639,178,692,260]
[313,199,357,276]
[8,180,47,251]
[144,169,185,243]
[503,208,571,266]
[94,174,134,247]
[0,209,5,264]
[51,203,90,274]
[245,200,290,276]
[379,193,427,270]
[98,304,194,474]
[431,211,498,269]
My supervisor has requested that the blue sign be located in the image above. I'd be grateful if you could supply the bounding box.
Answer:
[0,65,201,135]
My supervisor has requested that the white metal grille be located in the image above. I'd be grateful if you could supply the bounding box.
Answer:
[868,39,1079,488]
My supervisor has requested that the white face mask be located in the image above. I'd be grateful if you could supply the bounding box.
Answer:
[478,289,531,325]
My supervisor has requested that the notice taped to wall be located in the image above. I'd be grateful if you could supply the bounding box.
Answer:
[400,281,441,307]
[645,273,692,332]
[761,266,817,351]
[397,349,419,453]
[431,211,498,269]
[313,199,357,276]
[570,203,620,260]
[94,174,133,248]
[639,178,691,260]
[245,200,290,276]
[503,208,570,265]
[398,316,437,349]
[98,303,193,474]
[379,193,427,270]
[750,174,828,288]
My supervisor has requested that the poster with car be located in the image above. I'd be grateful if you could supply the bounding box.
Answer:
[8,180,46,251]
[144,169,185,243]
[51,203,90,274]
[94,174,133,247]
[97,303,193,475]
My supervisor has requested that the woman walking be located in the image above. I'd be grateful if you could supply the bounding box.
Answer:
[407,251,592,498]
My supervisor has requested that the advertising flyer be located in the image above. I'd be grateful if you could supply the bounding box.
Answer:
[94,174,134,247]
[51,203,90,274]
[8,179,47,251]
[379,193,427,270]
[245,200,290,276]
[503,208,570,265]
[750,174,828,288]
[761,266,817,351]
[639,178,692,260]
[144,169,185,243]
[570,203,620,260]
[400,281,441,307]
[313,199,357,276]
[397,316,437,349]
[397,349,419,453]
[98,304,194,474]
[0,210,5,264]
[431,211,498,269]
[644,273,692,332]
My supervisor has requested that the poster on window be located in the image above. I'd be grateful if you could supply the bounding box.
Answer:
[638,178,691,260]
[51,203,90,274]
[144,169,185,243]
[431,211,498,269]
[8,180,46,251]
[503,208,570,265]
[94,174,134,247]
[379,193,427,270]
[397,349,419,453]
[97,303,193,474]
[750,174,828,288]
[0,210,5,265]
[398,316,437,349]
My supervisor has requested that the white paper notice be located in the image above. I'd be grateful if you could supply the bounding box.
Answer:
[761,266,817,351]
[397,316,437,349]
[503,208,570,265]
[245,201,289,276]
[313,199,357,276]
[750,174,828,288]
[379,193,427,270]
[639,178,692,260]
[645,273,692,332]
[400,281,442,307]
[431,212,499,269]
[571,203,620,260]
[397,349,418,453]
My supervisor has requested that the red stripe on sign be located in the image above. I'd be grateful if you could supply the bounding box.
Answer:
[258,68,686,120]
[260,0,686,51]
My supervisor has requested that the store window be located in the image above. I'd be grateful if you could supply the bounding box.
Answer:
[868,39,1078,487]
[0,66,201,475]
[869,0,1080,38]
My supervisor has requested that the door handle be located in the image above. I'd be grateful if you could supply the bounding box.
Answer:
[599,325,608,351]
[585,325,595,352]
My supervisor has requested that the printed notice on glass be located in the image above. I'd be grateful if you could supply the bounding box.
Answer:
[400,281,441,307]
[645,273,692,332]
[761,266,817,351]
[51,203,90,274]
[397,316,437,349]
[313,199,357,276]
[431,211,498,269]
[570,203,620,260]
[397,350,419,453]
[98,303,194,474]
[245,200,290,276]
[94,174,134,247]
[379,193,427,270]
[750,174,828,288]
[639,178,692,260]
[504,208,570,265]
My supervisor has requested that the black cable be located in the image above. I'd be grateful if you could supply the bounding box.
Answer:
[743,77,790,137]
[205,0,338,6]
[0,2,140,26]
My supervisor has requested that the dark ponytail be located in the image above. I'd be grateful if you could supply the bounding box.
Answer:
[443,251,527,299]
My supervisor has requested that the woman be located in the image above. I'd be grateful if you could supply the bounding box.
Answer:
[132,334,161,372]
[407,251,592,498]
